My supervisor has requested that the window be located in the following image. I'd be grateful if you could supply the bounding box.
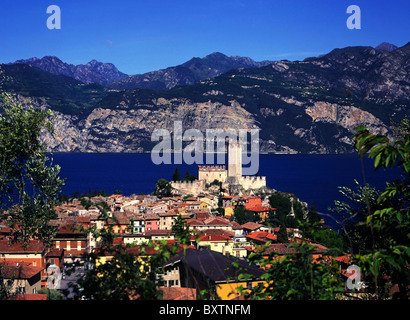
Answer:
[50,259,55,265]
[56,241,60,249]
[246,282,253,290]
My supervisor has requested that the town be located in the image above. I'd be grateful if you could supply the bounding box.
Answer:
[0,140,355,301]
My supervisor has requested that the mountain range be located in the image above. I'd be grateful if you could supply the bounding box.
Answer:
[12,52,273,90]
[0,42,408,154]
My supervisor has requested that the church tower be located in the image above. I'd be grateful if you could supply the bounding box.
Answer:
[227,139,242,178]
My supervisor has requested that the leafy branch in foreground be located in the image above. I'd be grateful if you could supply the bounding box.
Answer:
[233,219,344,300]
[352,120,409,299]
[0,92,64,247]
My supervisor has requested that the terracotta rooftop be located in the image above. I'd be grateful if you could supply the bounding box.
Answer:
[241,222,263,230]
[0,261,44,279]
[0,240,45,253]
[160,287,197,300]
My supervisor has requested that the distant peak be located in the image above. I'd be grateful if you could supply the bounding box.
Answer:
[205,52,228,58]
[375,42,398,52]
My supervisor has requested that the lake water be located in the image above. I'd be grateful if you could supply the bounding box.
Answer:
[52,153,401,227]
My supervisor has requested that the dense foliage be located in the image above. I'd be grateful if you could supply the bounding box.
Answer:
[0,93,64,246]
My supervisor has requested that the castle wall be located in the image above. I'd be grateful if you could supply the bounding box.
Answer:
[198,165,227,184]
[237,176,266,190]
[171,179,205,196]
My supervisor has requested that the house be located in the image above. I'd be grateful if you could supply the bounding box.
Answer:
[196,234,233,255]
[186,201,201,211]
[0,240,46,268]
[53,224,88,263]
[0,224,11,240]
[144,213,160,231]
[126,212,145,234]
[237,195,262,210]
[158,212,178,231]
[203,216,233,231]
[0,240,49,289]
[45,248,65,272]
[246,231,277,245]
[0,261,44,295]
[241,222,268,234]
[259,241,329,264]
[123,230,175,245]
[105,211,131,234]
[161,248,265,300]
[224,206,235,218]
[247,206,274,222]
[186,218,205,231]
[147,202,168,214]
[221,195,237,208]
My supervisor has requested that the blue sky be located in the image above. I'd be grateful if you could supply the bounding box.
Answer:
[1,0,409,75]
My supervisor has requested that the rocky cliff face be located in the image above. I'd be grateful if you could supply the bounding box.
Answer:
[36,96,391,154]
[39,98,259,152]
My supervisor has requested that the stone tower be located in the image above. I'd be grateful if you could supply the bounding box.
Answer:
[227,139,242,178]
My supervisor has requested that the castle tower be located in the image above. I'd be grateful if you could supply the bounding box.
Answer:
[227,139,242,178]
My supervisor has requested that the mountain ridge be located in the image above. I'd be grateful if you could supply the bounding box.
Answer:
[107,52,274,90]
[13,56,127,86]
[1,42,408,154]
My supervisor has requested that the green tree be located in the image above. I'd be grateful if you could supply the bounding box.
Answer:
[172,167,181,181]
[237,219,344,300]
[268,193,299,227]
[37,289,64,300]
[232,206,260,225]
[153,179,172,197]
[182,169,197,182]
[332,181,383,255]
[0,93,64,247]
[184,169,190,180]
[276,219,289,243]
[352,120,410,299]
[171,215,191,245]
[78,223,177,300]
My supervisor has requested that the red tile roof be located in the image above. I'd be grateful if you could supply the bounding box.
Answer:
[186,218,204,226]
[0,261,44,279]
[161,287,197,300]
[334,255,352,264]
[248,206,273,212]
[204,217,231,226]
[0,240,45,253]
[246,231,277,243]
[198,234,232,242]
[198,229,236,238]
[241,222,263,230]
[15,294,47,300]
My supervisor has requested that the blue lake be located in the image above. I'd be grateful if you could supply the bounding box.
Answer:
[52,153,400,216]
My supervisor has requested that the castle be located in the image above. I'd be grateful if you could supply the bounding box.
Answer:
[171,140,266,196]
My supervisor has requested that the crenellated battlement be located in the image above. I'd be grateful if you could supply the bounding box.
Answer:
[239,175,266,182]
[198,165,226,171]
[237,175,266,190]
[172,180,204,185]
